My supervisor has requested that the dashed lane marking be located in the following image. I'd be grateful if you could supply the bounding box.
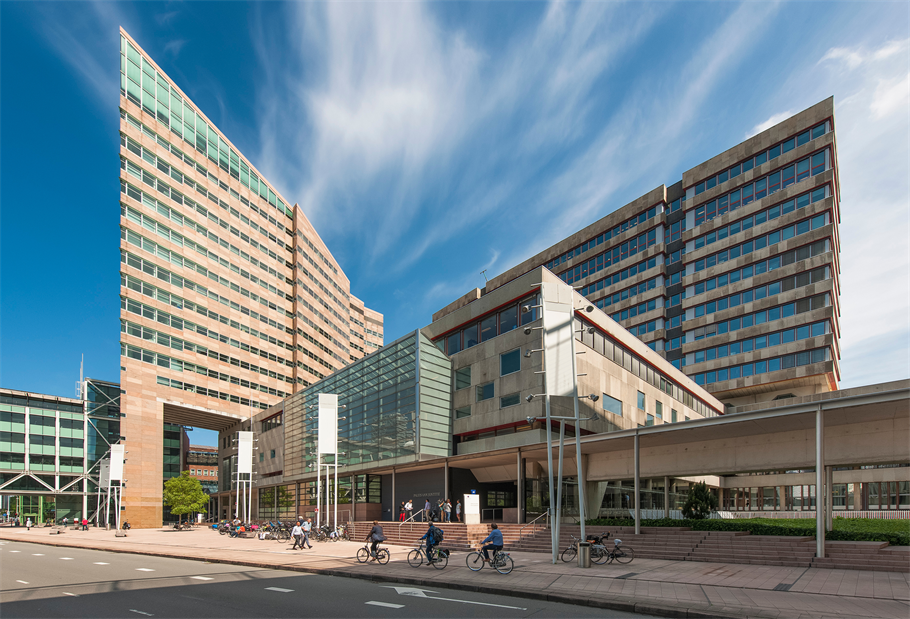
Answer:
[9,550,20,553]
[365,601,405,609]
[135,568,155,572]
[63,592,78,597]
[32,553,45,556]
[129,610,153,616]
[94,562,110,565]
[265,587,294,593]
[16,580,29,584]
[60,557,74,560]
[191,576,213,580]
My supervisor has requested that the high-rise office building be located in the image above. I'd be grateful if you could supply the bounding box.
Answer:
[436,99,840,407]
[118,29,382,527]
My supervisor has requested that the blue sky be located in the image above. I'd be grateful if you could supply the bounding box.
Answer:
[1,2,908,447]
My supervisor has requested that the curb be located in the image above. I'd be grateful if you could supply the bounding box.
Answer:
[0,535,834,619]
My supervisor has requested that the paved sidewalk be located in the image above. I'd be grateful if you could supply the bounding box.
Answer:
[1,526,907,619]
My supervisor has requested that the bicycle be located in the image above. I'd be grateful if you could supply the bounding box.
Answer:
[465,547,514,575]
[407,542,448,569]
[356,543,390,564]
[561,533,611,564]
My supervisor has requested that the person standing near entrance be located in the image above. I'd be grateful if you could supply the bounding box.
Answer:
[26,518,31,530]
[405,500,413,520]
[444,500,452,522]
[455,500,462,523]
[82,517,88,531]
[423,499,431,521]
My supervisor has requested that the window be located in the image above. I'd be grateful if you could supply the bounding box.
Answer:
[476,382,495,402]
[499,306,518,333]
[602,394,622,417]
[270,449,276,459]
[671,409,678,423]
[455,406,471,419]
[655,401,663,420]
[637,391,645,411]
[455,366,471,390]
[500,349,521,376]
[487,490,516,508]
[480,315,497,343]
[260,453,264,462]
[446,332,462,355]
[500,393,521,408]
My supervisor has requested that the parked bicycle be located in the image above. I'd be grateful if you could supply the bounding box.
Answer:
[356,543,390,564]
[465,547,514,574]
[407,542,448,569]
[561,533,633,564]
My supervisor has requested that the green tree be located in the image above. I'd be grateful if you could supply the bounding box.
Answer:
[682,481,718,520]
[163,471,208,525]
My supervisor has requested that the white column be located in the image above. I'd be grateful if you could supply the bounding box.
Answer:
[816,406,825,558]
[664,476,670,519]
[634,432,641,535]
[826,466,834,531]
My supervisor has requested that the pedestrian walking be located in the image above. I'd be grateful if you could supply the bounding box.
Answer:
[455,500,462,523]
[26,518,32,530]
[399,501,406,521]
[291,521,304,550]
[62,516,68,528]
[405,500,413,520]
[302,518,313,548]
[424,499,431,521]
[82,518,88,531]
[444,499,452,522]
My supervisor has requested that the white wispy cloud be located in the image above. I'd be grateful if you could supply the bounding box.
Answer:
[746,111,795,139]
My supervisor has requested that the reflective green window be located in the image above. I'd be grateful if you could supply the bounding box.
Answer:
[500,349,520,376]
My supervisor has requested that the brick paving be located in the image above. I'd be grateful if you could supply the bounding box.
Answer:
[1,525,907,618]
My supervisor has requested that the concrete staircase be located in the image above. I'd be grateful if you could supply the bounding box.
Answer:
[350,522,908,572]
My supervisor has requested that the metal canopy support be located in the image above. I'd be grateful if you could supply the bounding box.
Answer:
[554,419,566,558]
[391,467,396,523]
[516,452,523,524]
[634,432,641,535]
[664,476,670,519]
[569,327,587,542]
[815,406,825,558]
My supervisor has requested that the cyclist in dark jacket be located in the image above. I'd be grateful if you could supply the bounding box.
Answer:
[365,520,385,562]
[420,522,441,562]
[481,523,504,562]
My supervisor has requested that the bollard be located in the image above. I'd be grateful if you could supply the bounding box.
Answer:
[577,541,591,568]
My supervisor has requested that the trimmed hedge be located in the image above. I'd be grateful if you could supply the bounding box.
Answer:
[584,517,909,546]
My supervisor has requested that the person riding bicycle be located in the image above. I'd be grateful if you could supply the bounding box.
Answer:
[480,523,503,562]
[420,522,443,563]
[365,520,385,562]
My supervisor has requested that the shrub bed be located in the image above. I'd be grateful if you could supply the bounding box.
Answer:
[584,517,909,546]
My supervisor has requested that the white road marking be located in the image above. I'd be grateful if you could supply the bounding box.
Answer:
[60,557,74,560]
[32,553,45,556]
[9,550,20,553]
[63,592,78,597]
[265,587,294,593]
[94,562,110,565]
[365,601,405,609]
[129,610,153,616]
[16,580,29,584]
[135,568,155,572]
[381,586,527,610]
[191,576,213,580]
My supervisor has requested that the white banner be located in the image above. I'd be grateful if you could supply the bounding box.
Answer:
[318,393,338,454]
[99,459,110,487]
[542,296,575,399]
[109,444,125,481]
[237,431,253,474]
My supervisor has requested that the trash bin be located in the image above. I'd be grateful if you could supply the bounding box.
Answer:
[577,541,591,568]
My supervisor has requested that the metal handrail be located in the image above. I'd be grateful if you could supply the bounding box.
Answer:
[397,509,425,537]
[519,510,550,543]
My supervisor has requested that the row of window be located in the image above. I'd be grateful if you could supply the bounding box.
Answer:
[581,276,657,310]
[694,186,828,251]
[692,266,829,318]
[123,227,287,315]
[190,468,217,476]
[296,272,350,329]
[684,292,830,344]
[690,320,829,365]
[439,296,538,356]
[121,318,296,384]
[121,140,287,261]
[691,347,831,386]
[296,244,348,304]
[121,110,290,236]
[120,36,292,218]
[122,198,284,301]
[155,376,270,410]
[559,228,658,286]
[454,349,522,395]
[545,206,659,271]
[693,122,829,197]
[121,342,289,398]
[261,413,283,433]
[693,149,828,227]
[692,239,830,297]
[693,213,828,273]
[611,298,659,323]
[295,289,350,348]
[627,320,658,339]
[575,317,719,417]
[585,257,661,309]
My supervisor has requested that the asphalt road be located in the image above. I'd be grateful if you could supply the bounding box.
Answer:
[0,540,658,618]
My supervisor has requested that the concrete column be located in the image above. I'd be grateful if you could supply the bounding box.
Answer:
[826,466,834,531]
[391,468,396,523]
[517,452,524,524]
[634,432,641,535]
[664,476,670,519]
[815,406,825,558]
[585,480,608,521]
[444,461,450,506]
